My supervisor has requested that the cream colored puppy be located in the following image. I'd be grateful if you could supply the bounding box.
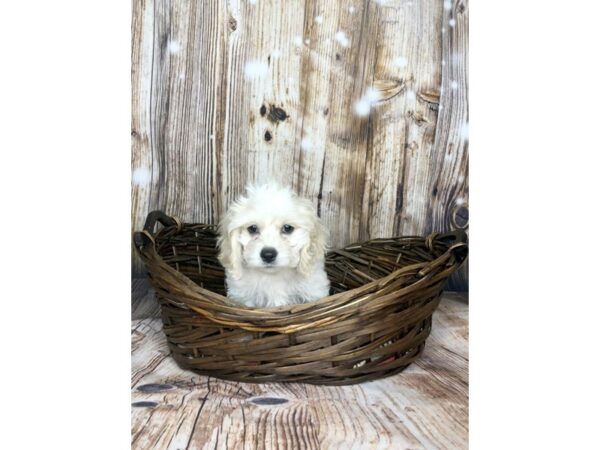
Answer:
[217,184,330,307]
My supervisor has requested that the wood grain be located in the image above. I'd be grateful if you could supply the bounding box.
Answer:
[131,293,468,449]
[131,0,469,290]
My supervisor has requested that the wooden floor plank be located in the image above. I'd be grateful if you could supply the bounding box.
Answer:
[131,294,468,449]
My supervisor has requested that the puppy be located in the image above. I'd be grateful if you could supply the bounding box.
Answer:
[217,184,330,307]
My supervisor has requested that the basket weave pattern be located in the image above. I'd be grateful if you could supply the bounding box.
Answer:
[134,211,468,385]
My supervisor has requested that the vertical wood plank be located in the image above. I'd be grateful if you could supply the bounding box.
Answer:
[360,0,443,240]
[431,0,469,290]
[294,0,379,249]
[131,0,155,275]
[219,0,307,210]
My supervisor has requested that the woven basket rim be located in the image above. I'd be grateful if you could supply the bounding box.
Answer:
[133,211,468,333]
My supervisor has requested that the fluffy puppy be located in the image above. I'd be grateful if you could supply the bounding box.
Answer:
[217,184,330,307]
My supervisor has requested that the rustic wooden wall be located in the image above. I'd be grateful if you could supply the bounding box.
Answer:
[132,0,469,290]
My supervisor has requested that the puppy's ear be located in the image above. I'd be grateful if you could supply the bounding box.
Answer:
[298,215,328,277]
[217,215,243,280]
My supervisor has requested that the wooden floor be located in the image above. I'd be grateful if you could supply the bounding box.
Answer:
[132,280,468,450]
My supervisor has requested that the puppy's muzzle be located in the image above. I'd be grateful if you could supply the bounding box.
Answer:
[260,247,278,263]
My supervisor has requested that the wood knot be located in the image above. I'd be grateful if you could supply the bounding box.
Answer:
[417,90,440,107]
[373,79,406,102]
[451,203,469,230]
[267,105,288,123]
[250,397,288,406]
[136,383,175,392]
[407,110,431,126]
[228,17,237,31]
[132,401,158,408]
[264,130,272,141]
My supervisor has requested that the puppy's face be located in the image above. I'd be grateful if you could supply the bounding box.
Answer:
[238,219,308,271]
[218,185,328,278]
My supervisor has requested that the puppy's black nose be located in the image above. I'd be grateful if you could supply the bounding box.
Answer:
[260,247,278,263]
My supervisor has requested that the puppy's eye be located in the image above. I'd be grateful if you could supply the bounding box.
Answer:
[281,224,294,234]
[247,225,259,234]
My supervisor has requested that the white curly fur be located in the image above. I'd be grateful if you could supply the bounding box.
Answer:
[217,184,330,307]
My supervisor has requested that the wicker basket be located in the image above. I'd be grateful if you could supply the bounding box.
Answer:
[134,211,468,385]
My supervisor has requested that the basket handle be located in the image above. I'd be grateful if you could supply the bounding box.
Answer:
[133,210,181,250]
[433,229,468,264]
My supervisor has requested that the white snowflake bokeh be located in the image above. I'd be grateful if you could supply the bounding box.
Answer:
[335,31,350,48]
[460,122,469,140]
[354,87,381,117]
[393,56,408,68]
[167,40,181,54]
[300,137,313,151]
[354,99,371,117]
[244,60,268,80]
[132,167,151,186]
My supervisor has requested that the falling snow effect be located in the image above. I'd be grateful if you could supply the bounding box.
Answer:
[460,122,469,140]
[132,168,151,186]
[271,49,281,58]
[349,6,356,14]
[300,137,313,151]
[393,56,408,68]
[293,36,303,47]
[167,41,181,54]
[305,38,310,45]
[456,197,466,206]
[406,90,416,101]
[365,87,381,102]
[451,81,459,89]
[354,87,381,117]
[335,31,350,48]
[449,19,456,27]
[248,0,257,4]
[315,15,323,24]
[244,60,269,80]
[354,99,371,117]
[443,0,452,10]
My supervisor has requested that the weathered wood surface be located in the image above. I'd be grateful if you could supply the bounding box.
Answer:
[131,292,468,449]
[131,0,469,290]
